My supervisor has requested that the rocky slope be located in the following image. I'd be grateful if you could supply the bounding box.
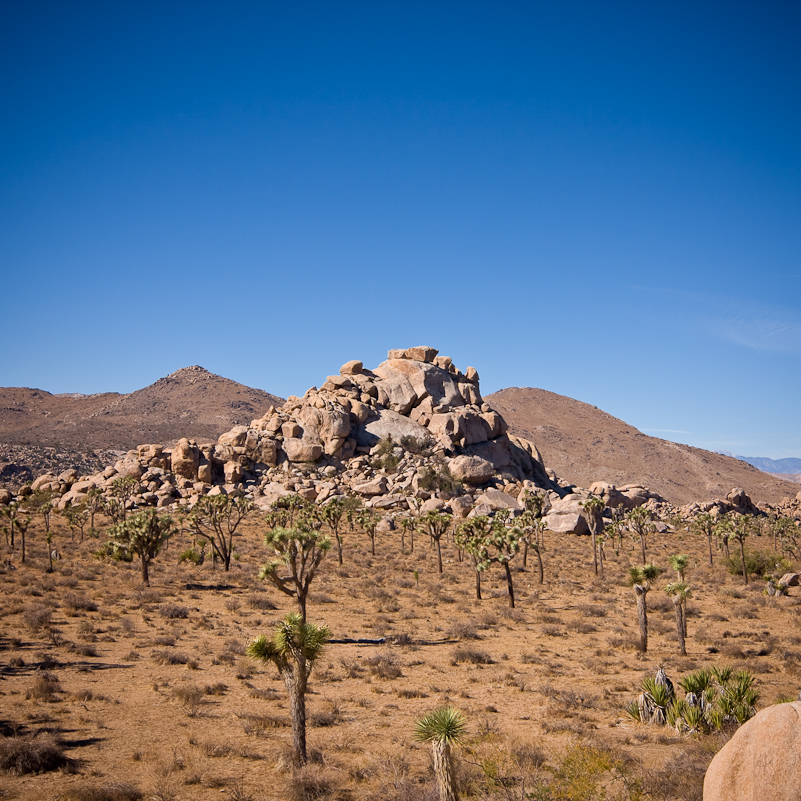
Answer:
[0,367,284,488]
[487,387,800,506]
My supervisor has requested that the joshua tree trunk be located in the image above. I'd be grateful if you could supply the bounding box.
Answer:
[285,670,308,765]
[673,597,686,656]
[336,533,343,565]
[522,540,528,567]
[635,585,648,652]
[591,530,598,576]
[503,561,515,609]
[436,539,443,573]
[535,547,544,585]
[707,534,713,567]
[598,541,604,580]
[141,556,150,586]
[739,538,748,584]
[432,739,459,801]
[640,534,647,565]
[474,567,481,600]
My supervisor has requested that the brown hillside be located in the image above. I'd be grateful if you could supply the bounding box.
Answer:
[487,386,800,506]
[0,366,284,451]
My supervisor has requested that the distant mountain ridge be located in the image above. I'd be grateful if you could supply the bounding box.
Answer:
[735,455,801,475]
[486,387,800,506]
[0,366,284,451]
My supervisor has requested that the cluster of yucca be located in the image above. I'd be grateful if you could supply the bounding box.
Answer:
[626,666,758,734]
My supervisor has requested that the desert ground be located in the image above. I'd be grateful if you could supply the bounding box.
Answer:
[1,508,799,801]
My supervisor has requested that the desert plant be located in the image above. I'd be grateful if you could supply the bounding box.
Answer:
[65,504,90,542]
[109,476,139,521]
[356,509,380,556]
[417,511,452,573]
[260,524,330,621]
[414,706,466,801]
[668,553,690,582]
[626,506,655,564]
[319,496,355,564]
[105,509,176,586]
[247,613,330,766]
[665,581,690,655]
[185,495,253,571]
[580,495,605,576]
[691,512,716,567]
[627,563,661,652]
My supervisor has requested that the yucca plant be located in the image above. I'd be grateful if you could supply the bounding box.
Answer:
[414,706,466,801]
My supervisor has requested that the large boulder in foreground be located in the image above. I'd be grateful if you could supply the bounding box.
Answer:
[704,701,801,801]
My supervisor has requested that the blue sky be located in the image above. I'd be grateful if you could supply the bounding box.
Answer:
[1,1,799,459]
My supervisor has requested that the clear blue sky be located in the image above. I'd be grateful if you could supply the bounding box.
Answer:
[2,1,799,459]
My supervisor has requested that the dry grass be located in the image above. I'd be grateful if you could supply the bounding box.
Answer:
[0,510,797,801]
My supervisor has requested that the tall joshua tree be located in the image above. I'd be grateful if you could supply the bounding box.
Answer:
[185,495,253,571]
[580,495,605,576]
[247,613,330,766]
[665,581,690,655]
[106,509,175,586]
[628,563,661,652]
[414,706,466,801]
[418,511,452,573]
[691,512,716,567]
[626,506,655,564]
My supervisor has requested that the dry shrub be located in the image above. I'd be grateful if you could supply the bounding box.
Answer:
[0,732,72,775]
[158,603,188,619]
[62,592,98,614]
[365,651,403,679]
[451,646,494,665]
[25,673,61,702]
[239,713,289,736]
[397,688,428,699]
[55,783,142,801]
[247,594,277,611]
[288,765,339,801]
[151,650,189,666]
[445,621,480,640]
[643,741,714,801]
[22,603,52,631]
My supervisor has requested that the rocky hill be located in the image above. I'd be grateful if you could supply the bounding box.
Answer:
[486,387,800,506]
[0,367,284,488]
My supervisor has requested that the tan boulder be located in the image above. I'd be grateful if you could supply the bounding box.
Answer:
[171,438,200,480]
[387,346,438,363]
[473,489,521,512]
[0,489,12,505]
[295,403,351,455]
[223,461,243,483]
[283,438,322,463]
[448,455,495,485]
[448,495,474,518]
[544,494,590,535]
[340,360,363,375]
[353,476,388,497]
[373,358,464,411]
[197,460,214,484]
[32,474,56,491]
[114,457,144,480]
[704,701,801,801]
[282,421,303,439]
[218,425,249,448]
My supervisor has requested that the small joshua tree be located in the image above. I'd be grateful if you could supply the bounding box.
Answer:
[106,509,176,586]
[580,495,605,576]
[665,581,690,655]
[454,516,493,600]
[414,706,466,801]
[626,506,655,564]
[691,512,716,567]
[627,563,661,652]
[109,476,139,521]
[185,494,253,571]
[356,509,380,556]
[668,553,690,582]
[247,613,330,766]
[260,524,330,621]
[319,496,350,564]
[418,511,452,573]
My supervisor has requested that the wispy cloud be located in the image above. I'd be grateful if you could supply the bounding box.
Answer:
[706,307,801,354]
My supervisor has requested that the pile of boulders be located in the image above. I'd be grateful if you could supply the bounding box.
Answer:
[0,347,678,532]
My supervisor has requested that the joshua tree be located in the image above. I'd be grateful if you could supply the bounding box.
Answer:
[580,495,605,576]
[65,504,90,542]
[271,494,307,526]
[626,506,655,564]
[1,500,21,546]
[247,613,330,766]
[518,510,545,584]
[454,516,493,599]
[456,514,521,608]
[319,496,350,564]
[27,490,53,536]
[185,495,253,571]
[627,563,661,652]
[714,514,732,559]
[665,581,690,655]
[355,509,380,556]
[773,515,799,558]
[109,475,139,521]
[729,513,753,585]
[691,512,716,567]
[418,511,452,573]
[399,514,416,552]
[106,509,176,586]
[668,553,690,583]
[16,514,30,564]
[414,706,466,801]
[260,524,330,621]
[84,487,104,531]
